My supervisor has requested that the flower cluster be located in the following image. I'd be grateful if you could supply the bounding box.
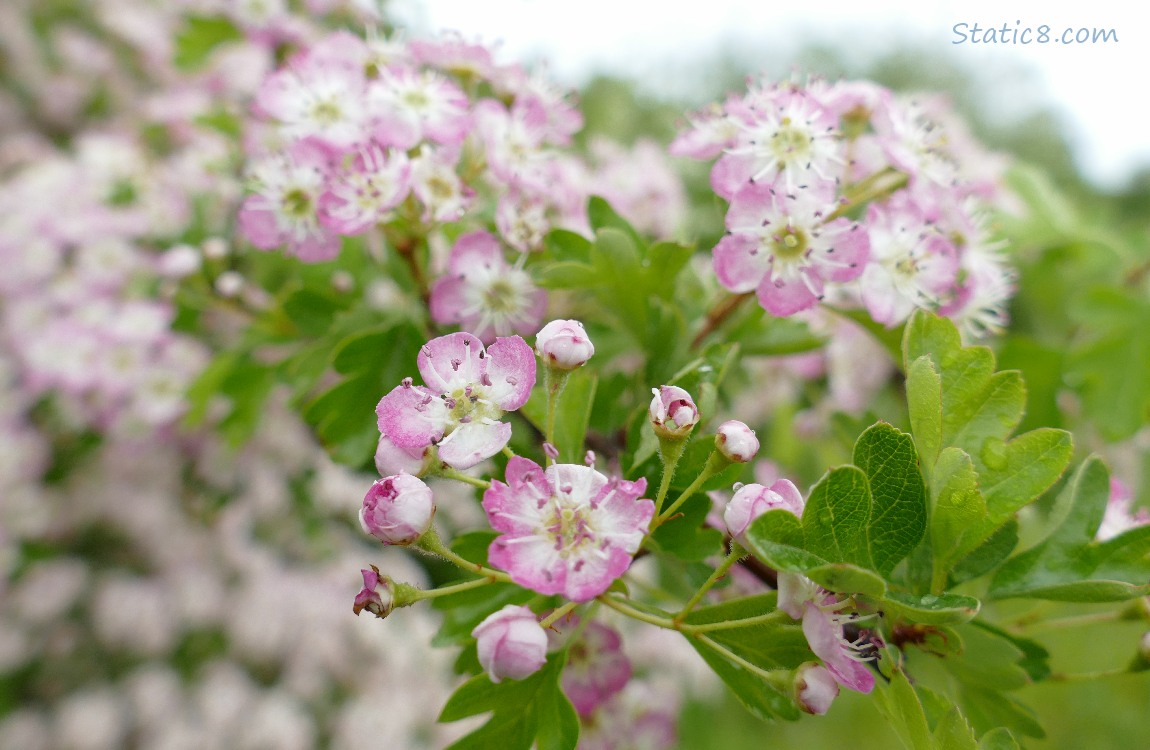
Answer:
[673,77,1015,337]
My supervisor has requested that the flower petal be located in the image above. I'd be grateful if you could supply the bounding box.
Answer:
[437,420,511,469]
[417,332,485,393]
[375,384,447,450]
[484,335,536,409]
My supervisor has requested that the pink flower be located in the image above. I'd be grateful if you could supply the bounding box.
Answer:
[359,474,435,545]
[777,573,876,694]
[352,566,394,618]
[473,604,548,683]
[712,180,869,317]
[317,142,410,235]
[715,420,759,463]
[483,457,654,602]
[858,193,959,326]
[557,619,632,717]
[1097,478,1150,542]
[238,140,341,262]
[723,479,804,542]
[428,231,546,344]
[535,319,594,370]
[794,663,838,715]
[375,333,536,469]
[649,385,699,439]
[367,67,470,149]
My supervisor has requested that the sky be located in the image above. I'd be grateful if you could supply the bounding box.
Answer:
[389,0,1146,190]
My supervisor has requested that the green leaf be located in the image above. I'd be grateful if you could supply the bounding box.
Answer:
[648,491,724,562]
[587,195,642,246]
[906,355,943,474]
[977,728,1020,750]
[174,15,242,71]
[1066,286,1150,441]
[744,509,830,574]
[725,306,826,356]
[646,242,695,300]
[979,428,1073,525]
[930,448,994,577]
[805,563,887,597]
[949,520,1019,585]
[439,654,578,750]
[875,663,935,750]
[946,624,1032,691]
[878,591,981,626]
[803,466,874,570]
[553,370,597,464]
[959,687,1044,740]
[934,707,978,750]
[853,423,927,576]
[688,638,802,722]
[990,457,1150,602]
[332,326,395,375]
[282,288,344,337]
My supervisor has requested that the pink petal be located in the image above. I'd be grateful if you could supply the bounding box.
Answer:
[802,605,875,694]
[417,332,485,394]
[237,196,282,249]
[448,230,505,276]
[712,234,769,293]
[756,273,820,316]
[489,535,566,595]
[818,219,869,283]
[375,384,447,450]
[484,336,536,410]
[428,275,469,326]
[437,421,512,469]
[711,153,755,201]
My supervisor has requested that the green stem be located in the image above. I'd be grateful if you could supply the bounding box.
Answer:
[676,544,743,622]
[653,451,729,529]
[930,562,948,597]
[1048,668,1132,683]
[502,445,517,460]
[439,468,491,490]
[653,438,688,517]
[539,601,580,629]
[417,530,513,583]
[691,610,792,633]
[695,634,791,685]
[542,366,569,449]
[691,292,752,350]
[597,595,683,631]
[406,577,496,602]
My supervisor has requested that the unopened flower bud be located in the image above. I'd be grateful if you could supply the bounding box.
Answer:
[535,319,595,370]
[353,566,394,618]
[360,474,435,546]
[795,663,839,715]
[649,385,699,439]
[715,420,759,463]
[214,270,244,297]
[473,604,548,683]
[724,479,804,542]
[544,442,560,460]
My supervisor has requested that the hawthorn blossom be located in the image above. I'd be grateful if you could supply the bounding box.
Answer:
[359,474,435,546]
[649,386,699,439]
[794,663,838,715]
[556,619,632,717]
[715,420,759,463]
[238,140,340,262]
[317,142,410,235]
[473,605,548,683]
[535,319,595,370]
[428,231,546,343]
[723,479,804,542]
[482,457,654,602]
[352,566,393,618]
[375,333,536,470]
[858,194,959,326]
[367,67,470,150]
[711,84,842,198]
[777,573,876,694]
[712,180,869,317]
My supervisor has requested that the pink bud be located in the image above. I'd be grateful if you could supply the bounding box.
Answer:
[795,663,839,715]
[649,385,699,438]
[535,319,595,370]
[359,474,435,546]
[715,420,759,463]
[724,479,804,542]
[544,442,560,460]
[472,604,548,683]
[353,566,394,618]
